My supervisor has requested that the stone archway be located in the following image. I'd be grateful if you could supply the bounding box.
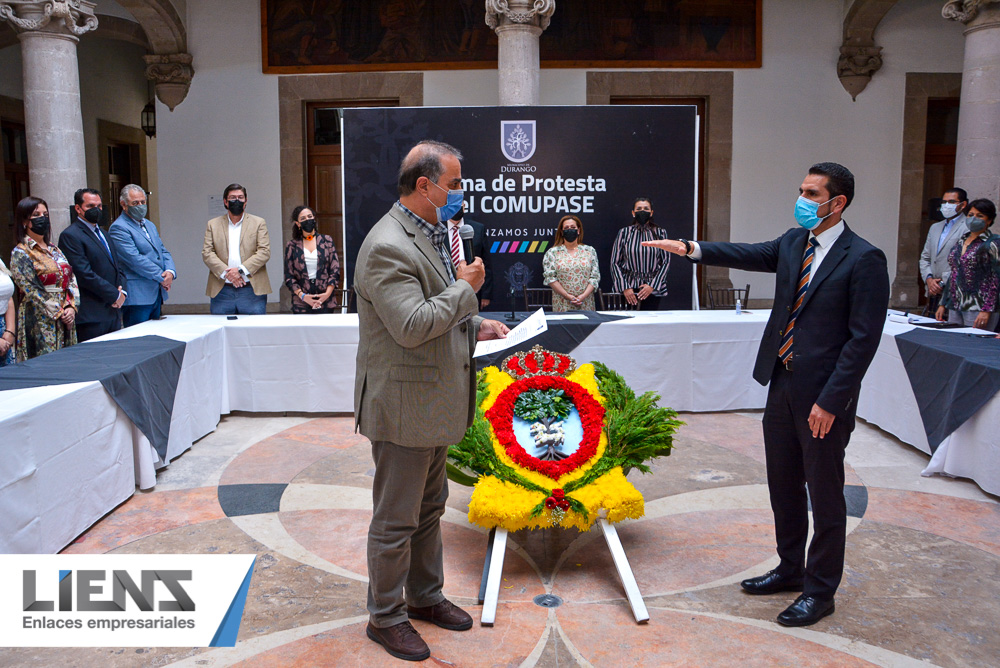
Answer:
[838,0,902,99]
[0,13,148,50]
[115,0,192,110]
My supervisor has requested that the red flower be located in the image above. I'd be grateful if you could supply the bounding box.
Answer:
[551,488,564,498]
[557,500,570,511]
[485,375,605,480]
[507,358,524,374]
[544,497,557,509]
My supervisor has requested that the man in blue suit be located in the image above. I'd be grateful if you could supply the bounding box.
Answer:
[109,185,176,327]
[644,162,889,627]
[59,188,128,341]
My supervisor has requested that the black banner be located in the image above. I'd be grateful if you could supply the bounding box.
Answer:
[342,106,698,310]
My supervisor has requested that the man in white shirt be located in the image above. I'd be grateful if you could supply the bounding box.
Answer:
[202,183,272,314]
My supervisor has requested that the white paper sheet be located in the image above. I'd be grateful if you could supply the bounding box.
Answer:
[474,308,548,357]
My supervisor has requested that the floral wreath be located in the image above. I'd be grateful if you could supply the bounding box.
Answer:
[448,346,683,533]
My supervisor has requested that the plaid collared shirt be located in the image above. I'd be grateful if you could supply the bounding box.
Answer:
[396,202,455,282]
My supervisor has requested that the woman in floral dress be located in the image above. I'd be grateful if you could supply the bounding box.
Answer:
[936,198,1000,331]
[542,215,600,312]
[9,196,79,360]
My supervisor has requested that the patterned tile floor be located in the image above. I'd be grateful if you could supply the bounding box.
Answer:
[5,412,999,667]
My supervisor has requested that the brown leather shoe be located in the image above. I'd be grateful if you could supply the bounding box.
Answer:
[366,621,430,661]
[407,598,473,631]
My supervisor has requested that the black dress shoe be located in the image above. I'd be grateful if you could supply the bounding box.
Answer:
[776,595,835,627]
[740,569,804,595]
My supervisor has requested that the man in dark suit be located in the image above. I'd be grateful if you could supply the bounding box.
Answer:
[644,162,889,626]
[59,188,128,342]
[447,208,493,309]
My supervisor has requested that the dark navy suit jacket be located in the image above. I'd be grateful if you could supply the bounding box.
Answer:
[697,224,889,420]
[58,219,128,330]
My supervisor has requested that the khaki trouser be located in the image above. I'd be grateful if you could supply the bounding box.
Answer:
[366,441,449,627]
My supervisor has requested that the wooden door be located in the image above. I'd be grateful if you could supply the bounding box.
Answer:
[2,121,29,260]
[918,98,960,307]
[305,100,397,290]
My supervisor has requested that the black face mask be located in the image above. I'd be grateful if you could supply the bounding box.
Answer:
[29,215,50,236]
[83,206,103,225]
[299,218,317,234]
[562,228,579,242]
[633,210,652,226]
[227,200,246,216]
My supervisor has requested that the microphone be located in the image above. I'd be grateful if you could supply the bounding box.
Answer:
[459,224,475,264]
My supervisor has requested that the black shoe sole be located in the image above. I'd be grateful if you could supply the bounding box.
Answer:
[776,602,835,627]
[740,581,804,595]
[407,610,473,631]
[366,625,431,661]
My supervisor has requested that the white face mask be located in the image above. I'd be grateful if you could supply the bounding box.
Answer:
[940,202,960,219]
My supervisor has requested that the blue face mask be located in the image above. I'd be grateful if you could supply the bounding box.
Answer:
[427,180,464,223]
[794,195,836,230]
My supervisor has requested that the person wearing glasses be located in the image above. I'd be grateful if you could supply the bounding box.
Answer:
[202,183,272,314]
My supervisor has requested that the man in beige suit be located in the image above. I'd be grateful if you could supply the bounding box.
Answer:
[202,183,272,314]
[355,140,508,661]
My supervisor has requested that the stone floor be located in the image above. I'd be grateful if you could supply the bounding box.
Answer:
[5,411,998,667]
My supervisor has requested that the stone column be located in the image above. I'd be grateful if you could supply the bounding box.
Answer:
[0,1,97,236]
[485,0,556,106]
[944,0,1000,203]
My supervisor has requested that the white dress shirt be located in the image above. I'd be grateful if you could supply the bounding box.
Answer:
[223,213,250,283]
[303,246,318,280]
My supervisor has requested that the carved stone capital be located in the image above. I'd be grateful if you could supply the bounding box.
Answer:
[837,45,883,100]
[0,0,97,38]
[144,52,193,111]
[485,0,556,32]
[942,0,1000,24]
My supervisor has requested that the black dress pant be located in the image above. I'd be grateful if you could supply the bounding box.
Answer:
[762,363,851,600]
[77,316,121,342]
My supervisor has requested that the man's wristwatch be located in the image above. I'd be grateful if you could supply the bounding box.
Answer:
[678,238,693,256]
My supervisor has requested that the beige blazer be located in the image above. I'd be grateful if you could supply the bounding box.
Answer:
[202,213,272,297]
[354,204,482,448]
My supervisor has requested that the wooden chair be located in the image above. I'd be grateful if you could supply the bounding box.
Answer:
[599,291,637,311]
[522,287,553,311]
[705,282,750,310]
[330,287,355,314]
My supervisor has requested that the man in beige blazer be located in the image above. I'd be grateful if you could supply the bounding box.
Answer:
[354,141,508,662]
[202,183,272,314]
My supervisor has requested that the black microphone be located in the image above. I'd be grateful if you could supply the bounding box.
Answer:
[459,224,475,264]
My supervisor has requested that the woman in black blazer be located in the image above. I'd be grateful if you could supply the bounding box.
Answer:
[283,206,340,313]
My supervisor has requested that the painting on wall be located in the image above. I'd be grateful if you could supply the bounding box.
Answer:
[261,0,761,74]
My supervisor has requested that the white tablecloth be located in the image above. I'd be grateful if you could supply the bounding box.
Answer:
[3,310,996,553]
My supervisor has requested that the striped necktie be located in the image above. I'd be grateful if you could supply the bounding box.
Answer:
[778,237,816,364]
[450,225,462,266]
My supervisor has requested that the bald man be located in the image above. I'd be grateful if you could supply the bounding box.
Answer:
[354,140,509,661]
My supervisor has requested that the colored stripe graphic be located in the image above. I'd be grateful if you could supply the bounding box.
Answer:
[527,241,539,253]
[499,242,510,253]
[490,241,500,253]
[519,242,529,252]
[537,241,549,253]
[508,242,520,253]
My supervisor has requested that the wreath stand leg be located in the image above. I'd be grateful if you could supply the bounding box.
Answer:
[477,527,509,626]
[599,519,649,623]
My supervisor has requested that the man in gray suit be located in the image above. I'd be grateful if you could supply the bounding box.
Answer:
[920,187,969,313]
[354,140,509,662]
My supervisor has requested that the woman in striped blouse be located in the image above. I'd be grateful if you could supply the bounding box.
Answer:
[609,197,671,310]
